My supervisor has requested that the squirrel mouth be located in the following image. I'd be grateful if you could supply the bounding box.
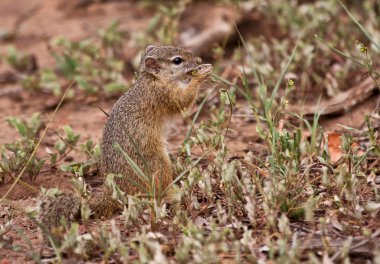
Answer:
[185,66,198,77]
[185,62,200,76]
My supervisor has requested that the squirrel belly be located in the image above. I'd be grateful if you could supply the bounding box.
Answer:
[39,45,213,229]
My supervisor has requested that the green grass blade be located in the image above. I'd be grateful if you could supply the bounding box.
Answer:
[159,150,210,199]
[212,74,254,104]
[183,86,216,144]
[106,173,148,195]
[234,24,263,87]
[338,0,380,51]
[124,177,148,194]
[270,38,300,106]
[353,146,374,172]
[113,143,149,183]
[123,130,151,176]
[315,35,365,66]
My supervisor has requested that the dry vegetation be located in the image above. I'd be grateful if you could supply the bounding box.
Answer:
[0,0,380,263]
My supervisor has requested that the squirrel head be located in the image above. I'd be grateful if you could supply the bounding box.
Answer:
[139,45,202,81]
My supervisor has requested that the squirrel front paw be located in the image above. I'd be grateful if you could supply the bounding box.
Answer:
[193,64,213,80]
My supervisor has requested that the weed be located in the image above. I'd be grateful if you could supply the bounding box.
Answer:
[133,1,190,48]
[48,125,80,166]
[1,22,129,97]
[60,139,101,178]
[47,21,128,96]
[0,113,45,184]
[3,46,37,73]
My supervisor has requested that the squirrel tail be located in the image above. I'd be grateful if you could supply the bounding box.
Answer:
[38,186,122,232]
[39,192,81,231]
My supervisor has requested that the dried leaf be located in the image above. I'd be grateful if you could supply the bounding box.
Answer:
[327,133,364,164]
[327,133,343,164]
[331,218,343,231]
[365,202,380,217]
[367,172,376,184]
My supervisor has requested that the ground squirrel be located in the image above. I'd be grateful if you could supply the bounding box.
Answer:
[39,45,213,230]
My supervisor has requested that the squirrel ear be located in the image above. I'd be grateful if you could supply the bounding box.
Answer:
[144,56,160,73]
[145,45,156,53]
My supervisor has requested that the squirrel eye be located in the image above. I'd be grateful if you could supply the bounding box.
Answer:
[172,57,183,65]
